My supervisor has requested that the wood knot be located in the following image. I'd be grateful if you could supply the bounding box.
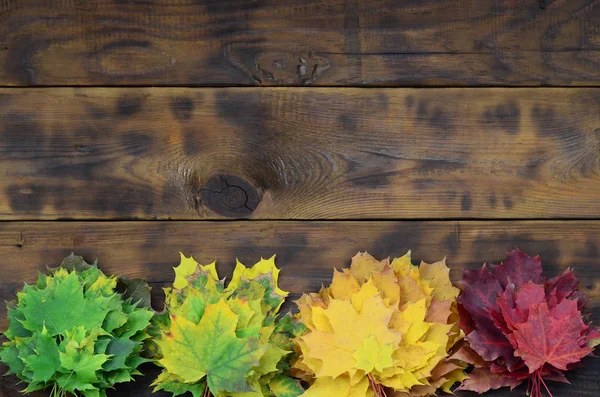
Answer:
[254,51,331,85]
[200,175,260,218]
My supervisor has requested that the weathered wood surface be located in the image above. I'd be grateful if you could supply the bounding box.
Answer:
[0,0,598,86]
[1,220,599,321]
[1,87,599,220]
[1,220,600,396]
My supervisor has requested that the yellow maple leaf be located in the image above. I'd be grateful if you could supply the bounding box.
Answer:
[172,253,198,289]
[330,269,361,300]
[350,252,390,282]
[302,375,373,397]
[355,335,395,373]
[418,259,459,301]
[294,251,466,397]
[173,252,219,290]
[228,256,285,294]
[300,295,401,380]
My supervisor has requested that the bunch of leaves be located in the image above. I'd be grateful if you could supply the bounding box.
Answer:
[0,254,154,397]
[456,248,600,397]
[151,253,307,397]
[293,251,467,397]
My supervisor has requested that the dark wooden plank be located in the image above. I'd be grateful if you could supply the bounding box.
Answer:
[1,220,599,317]
[1,88,599,219]
[0,0,597,86]
[1,220,600,396]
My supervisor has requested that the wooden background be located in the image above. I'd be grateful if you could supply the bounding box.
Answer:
[0,1,599,396]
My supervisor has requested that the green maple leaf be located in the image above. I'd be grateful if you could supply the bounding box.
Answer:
[22,326,60,382]
[157,299,265,394]
[103,337,138,371]
[175,283,222,324]
[104,368,133,384]
[0,255,154,396]
[4,300,30,339]
[271,313,308,352]
[82,390,104,397]
[153,371,207,397]
[57,252,94,273]
[20,271,114,336]
[229,296,265,339]
[103,309,128,333]
[0,341,23,375]
[116,277,153,309]
[116,308,154,338]
[58,327,110,384]
[55,373,97,395]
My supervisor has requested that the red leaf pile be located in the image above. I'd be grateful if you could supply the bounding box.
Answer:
[456,248,600,397]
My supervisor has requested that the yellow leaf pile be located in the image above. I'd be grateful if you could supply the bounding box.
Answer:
[293,251,467,397]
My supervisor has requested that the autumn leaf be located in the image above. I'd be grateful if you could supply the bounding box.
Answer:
[293,251,465,397]
[269,375,305,397]
[157,300,264,392]
[457,248,599,397]
[456,368,522,393]
[152,253,304,397]
[510,301,591,372]
[0,254,153,397]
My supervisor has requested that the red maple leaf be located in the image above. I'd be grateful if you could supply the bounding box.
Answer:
[491,248,543,288]
[545,268,588,310]
[510,301,592,372]
[457,249,599,397]
[456,368,522,393]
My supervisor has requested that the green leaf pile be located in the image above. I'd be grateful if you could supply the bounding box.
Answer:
[0,254,154,397]
[152,253,307,397]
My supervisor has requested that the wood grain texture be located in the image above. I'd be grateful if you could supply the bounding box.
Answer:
[1,220,600,396]
[0,87,599,220]
[1,220,599,319]
[0,0,598,86]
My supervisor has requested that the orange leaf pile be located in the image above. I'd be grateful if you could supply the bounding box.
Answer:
[292,251,467,397]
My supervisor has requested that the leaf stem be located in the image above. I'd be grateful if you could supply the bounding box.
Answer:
[367,374,388,397]
[539,370,553,397]
[202,383,211,397]
[527,369,553,397]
